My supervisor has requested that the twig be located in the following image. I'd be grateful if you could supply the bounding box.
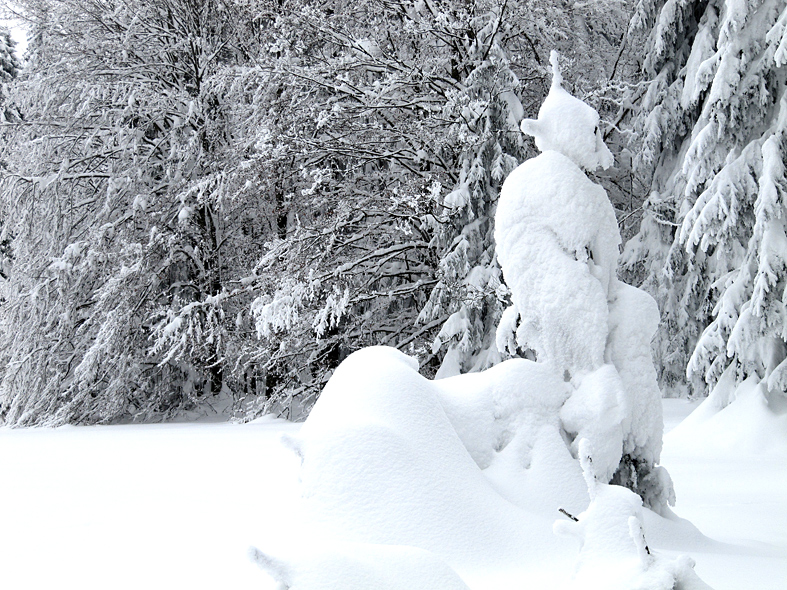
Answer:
[558,507,579,522]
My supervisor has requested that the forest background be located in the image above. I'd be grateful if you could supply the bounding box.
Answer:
[0,0,785,427]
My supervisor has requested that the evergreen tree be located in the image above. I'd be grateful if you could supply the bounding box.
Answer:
[0,26,20,280]
[625,0,787,399]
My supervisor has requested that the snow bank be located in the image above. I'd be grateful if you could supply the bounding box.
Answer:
[289,346,570,574]
[659,390,787,589]
[667,368,787,456]
[277,345,713,589]
[2,397,782,590]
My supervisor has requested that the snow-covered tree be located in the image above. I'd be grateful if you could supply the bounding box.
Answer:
[240,0,639,417]
[237,1,544,415]
[495,53,673,510]
[625,0,787,401]
[0,0,269,425]
[0,26,19,118]
[0,25,20,278]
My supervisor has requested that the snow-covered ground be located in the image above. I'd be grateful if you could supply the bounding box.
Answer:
[0,398,784,589]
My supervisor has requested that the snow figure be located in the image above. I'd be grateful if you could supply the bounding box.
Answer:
[495,51,672,510]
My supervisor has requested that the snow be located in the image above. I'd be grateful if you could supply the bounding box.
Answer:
[494,150,619,374]
[249,542,472,590]
[494,52,670,511]
[659,391,787,590]
[519,52,614,172]
[288,347,573,577]
[2,47,784,590]
[0,417,302,589]
[1,396,784,589]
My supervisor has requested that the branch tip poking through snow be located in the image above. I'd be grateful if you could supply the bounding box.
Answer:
[550,49,563,88]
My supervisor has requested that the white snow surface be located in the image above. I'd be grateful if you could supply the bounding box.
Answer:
[0,389,785,589]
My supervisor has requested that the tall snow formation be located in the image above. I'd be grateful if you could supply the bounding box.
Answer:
[625,0,787,408]
[494,52,672,510]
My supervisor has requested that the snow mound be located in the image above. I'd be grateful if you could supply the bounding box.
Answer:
[668,369,787,457]
[250,542,471,590]
[555,442,713,590]
[267,346,714,589]
[436,359,588,515]
[289,346,568,571]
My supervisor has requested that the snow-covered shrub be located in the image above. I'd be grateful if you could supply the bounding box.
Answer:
[494,53,672,510]
[555,440,712,590]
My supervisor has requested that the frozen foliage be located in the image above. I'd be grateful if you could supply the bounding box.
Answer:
[626,0,787,406]
[0,0,272,425]
[0,0,636,424]
[0,27,19,122]
[494,53,671,510]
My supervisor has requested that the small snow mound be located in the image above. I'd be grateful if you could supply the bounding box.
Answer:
[554,440,713,590]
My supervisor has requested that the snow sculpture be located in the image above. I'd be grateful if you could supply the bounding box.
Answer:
[495,51,672,510]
